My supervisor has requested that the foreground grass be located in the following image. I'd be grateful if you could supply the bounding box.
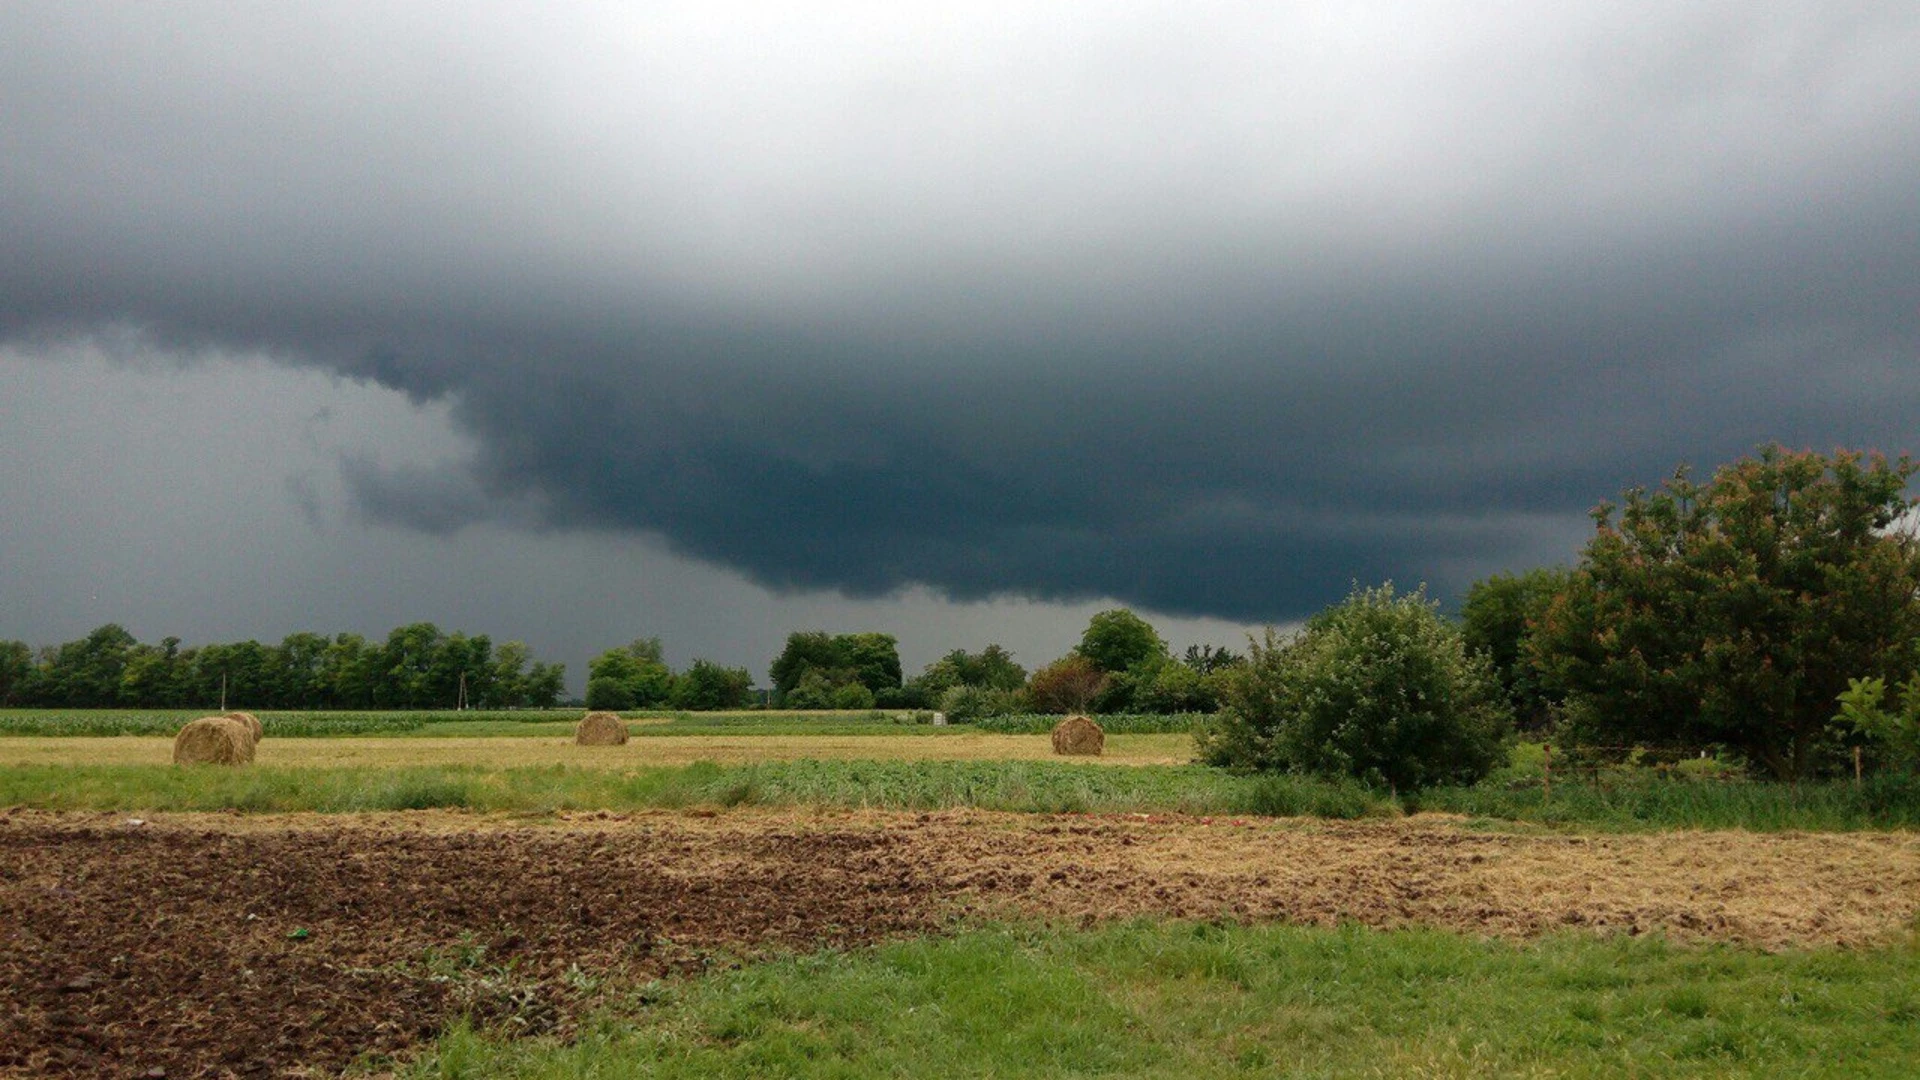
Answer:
[405,921,1920,1079]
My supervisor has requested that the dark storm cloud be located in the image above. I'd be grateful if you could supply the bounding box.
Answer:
[5,2,1920,621]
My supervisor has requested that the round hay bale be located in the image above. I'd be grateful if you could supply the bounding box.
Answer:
[223,711,264,744]
[1051,714,1105,756]
[575,711,630,746]
[173,716,256,766]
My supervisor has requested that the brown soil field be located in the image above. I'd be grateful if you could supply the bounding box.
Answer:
[4,808,1918,1078]
[0,732,1192,768]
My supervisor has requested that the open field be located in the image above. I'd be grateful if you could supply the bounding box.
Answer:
[0,709,1202,739]
[0,731,1192,768]
[7,713,1920,1076]
[6,808,1920,1077]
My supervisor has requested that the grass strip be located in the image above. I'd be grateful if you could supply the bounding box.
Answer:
[0,761,1388,818]
[407,920,1920,1079]
[5,760,1918,829]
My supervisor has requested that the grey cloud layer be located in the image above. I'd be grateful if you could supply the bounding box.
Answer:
[5,2,1918,620]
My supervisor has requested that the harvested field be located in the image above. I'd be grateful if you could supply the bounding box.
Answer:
[4,808,1918,1077]
[0,732,1193,768]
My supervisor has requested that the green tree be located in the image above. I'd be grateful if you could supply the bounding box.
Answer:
[1181,643,1244,675]
[831,681,877,710]
[521,660,566,708]
[1027,655,1110,714]
[39,624,138,706]
[1078,609,1166,673]
[587,638,674,708]
[120,637,191,707]
[908,644,1027,703]
[1835,675,1920,774]
[769,630,900,705]
[271,632,334,708]
[670,659,754,710]
[1460,567,1570,730]
[770,632,841,700]
[0,640,35,706]
[321,633,380,708]
[1200,583,1510,792]
[838,632,903,694]
[377,622,448,708]
[584,676,635,711]
[1133,659,1216,713]
[1530,447,1920,781]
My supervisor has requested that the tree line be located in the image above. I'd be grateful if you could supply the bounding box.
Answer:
[10,446,1916,787]
[0,623,566,710]
[1205,445,1920,789]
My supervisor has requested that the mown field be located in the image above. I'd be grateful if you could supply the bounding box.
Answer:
[4,708,1919,1077]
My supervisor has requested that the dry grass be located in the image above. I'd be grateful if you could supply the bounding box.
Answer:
[1050,714,1105,755]
[0,732,1194,769]
[171,717,254,765]
[16,807,1920,949]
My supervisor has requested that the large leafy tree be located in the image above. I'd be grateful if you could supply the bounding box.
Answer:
[1077,609,1166,673]
[587,637,674,707]
[768,630,901,704]
[1530,446,1920,781]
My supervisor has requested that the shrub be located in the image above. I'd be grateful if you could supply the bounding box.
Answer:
[831,682,877,710]
[1835,675,1920,774]
[1199,583,1510,792]
[939,684,1028,721]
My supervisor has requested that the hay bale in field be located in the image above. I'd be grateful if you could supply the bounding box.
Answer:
[1051,714,1105,756]
[223,711,263,744]
[173,716,256,766]
[575,711,630,746]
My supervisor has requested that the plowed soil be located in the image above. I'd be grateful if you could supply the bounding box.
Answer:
[4,808,1918,1078]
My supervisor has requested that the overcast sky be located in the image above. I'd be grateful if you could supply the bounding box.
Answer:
[4,3,1918,687]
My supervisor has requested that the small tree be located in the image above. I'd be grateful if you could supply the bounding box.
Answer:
[1027,655,1110,714]
[1200,583,1510,791]
[1530,446,1920,780]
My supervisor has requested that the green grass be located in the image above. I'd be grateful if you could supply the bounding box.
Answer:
[0,760,1397,818]
[4,756,1917,829]
[403,920,1920,1079]
[1415,772,1920,830]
